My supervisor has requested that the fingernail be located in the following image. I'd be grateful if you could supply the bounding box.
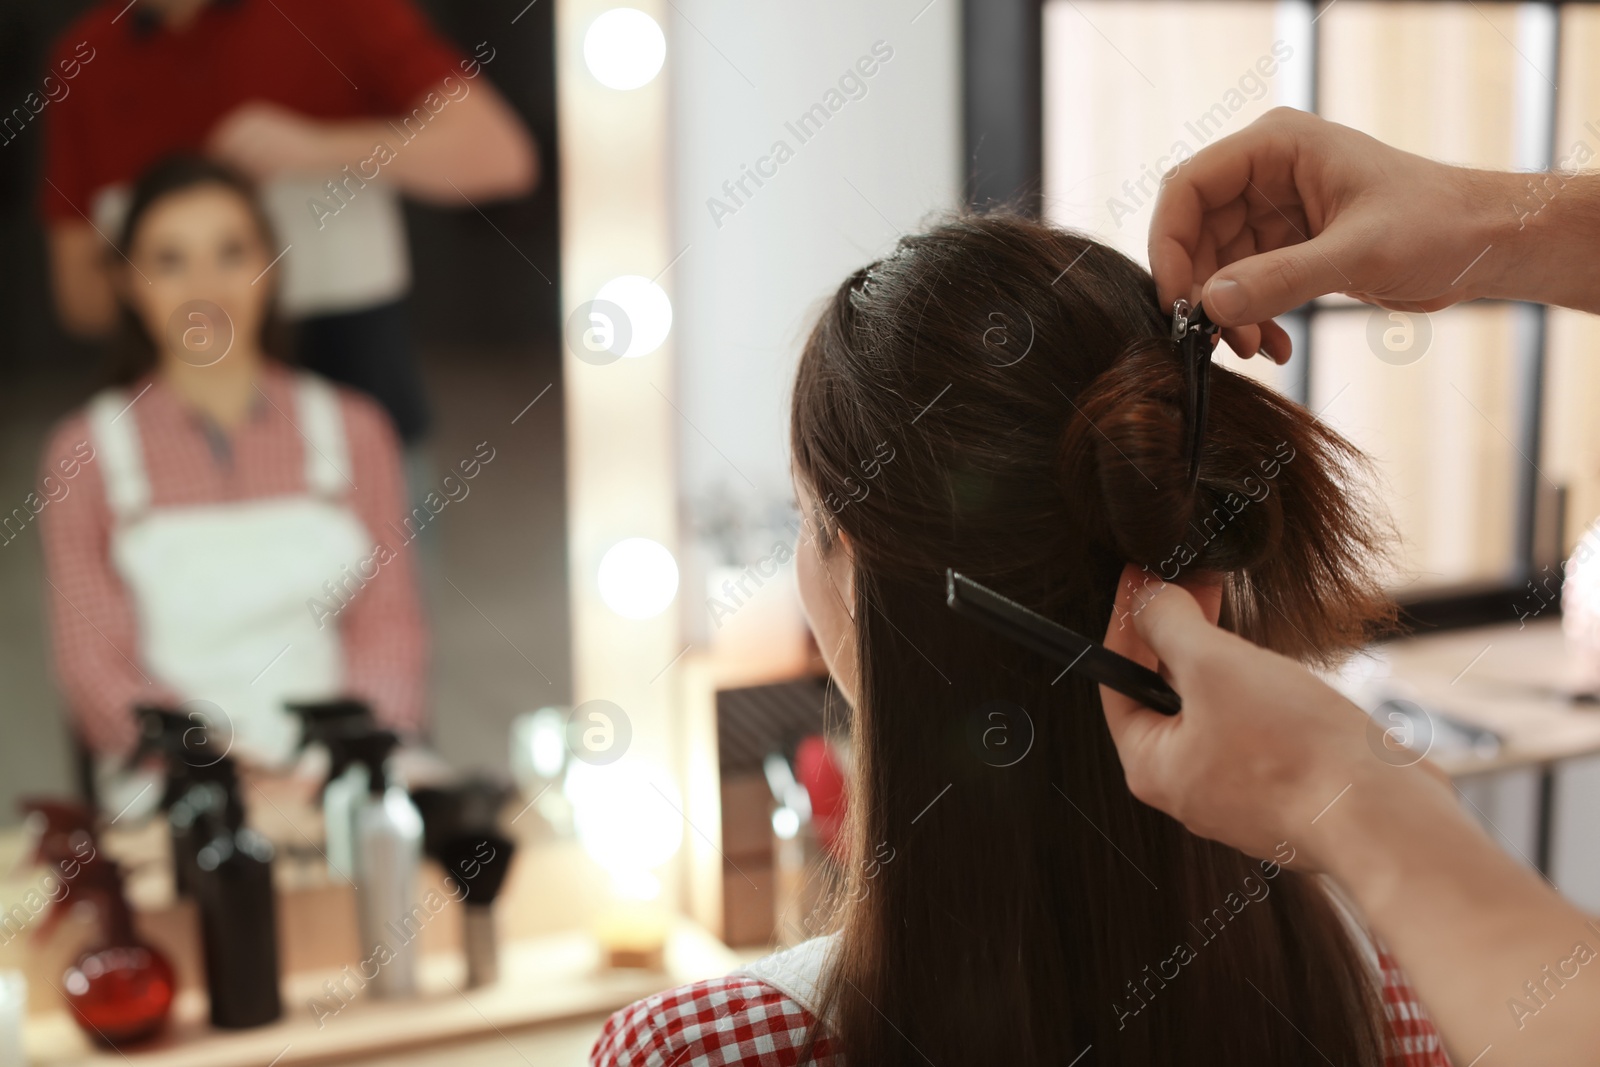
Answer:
[1205,279,1243,321]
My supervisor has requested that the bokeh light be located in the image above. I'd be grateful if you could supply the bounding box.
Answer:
[583,9,666,91]
[595,275,672,358]
[597,537,679,619]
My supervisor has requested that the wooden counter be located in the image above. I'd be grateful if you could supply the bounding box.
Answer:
[3,781,737,1065]
[1376,617,1600,779]
[22,921,734,1067]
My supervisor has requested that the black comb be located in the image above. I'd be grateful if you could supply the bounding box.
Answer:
[946,570,1181,716]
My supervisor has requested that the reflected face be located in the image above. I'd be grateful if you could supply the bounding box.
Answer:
[121,183,272,371]
[794,475,860,707]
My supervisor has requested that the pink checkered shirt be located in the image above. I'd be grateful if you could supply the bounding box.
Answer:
[591,943,1448,1066]
[36,364,427,758]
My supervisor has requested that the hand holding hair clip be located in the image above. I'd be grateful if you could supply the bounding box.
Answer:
[1170,299,1221,492]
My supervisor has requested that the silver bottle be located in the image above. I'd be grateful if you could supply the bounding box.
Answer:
[346,731,423,999]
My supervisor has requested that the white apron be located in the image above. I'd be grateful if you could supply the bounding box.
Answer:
[87,374,371,813]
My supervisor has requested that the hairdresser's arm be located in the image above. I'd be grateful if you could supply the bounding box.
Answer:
[1148,107,1600,362]
[1098,569,1600,1066]
[206,81,537,204]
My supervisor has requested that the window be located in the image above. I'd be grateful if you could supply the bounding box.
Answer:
[1030,0,1587,619]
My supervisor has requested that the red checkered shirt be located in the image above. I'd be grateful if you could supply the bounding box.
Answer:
[591,944,1447,1066]
[36,364,428,758]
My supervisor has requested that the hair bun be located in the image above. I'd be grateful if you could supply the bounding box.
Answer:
[1060,338,1395,662]
[1061,342,1297,577]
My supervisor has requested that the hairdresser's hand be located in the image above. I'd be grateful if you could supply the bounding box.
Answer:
[1102,569,1600,1067]
[1149,108,1527,362]
[1097,566,1449,869]
[208,102,332,179]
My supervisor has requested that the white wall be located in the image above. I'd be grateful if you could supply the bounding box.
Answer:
[666,0,962,649]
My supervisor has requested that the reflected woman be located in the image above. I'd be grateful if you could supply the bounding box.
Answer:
[38,157,426,813]
[593,212,1450,1066]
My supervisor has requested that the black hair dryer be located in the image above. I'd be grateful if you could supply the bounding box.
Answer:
[411,778,517,988]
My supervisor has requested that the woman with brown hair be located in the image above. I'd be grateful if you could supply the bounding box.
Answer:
[38,156,427,815]
[592,211,1449,1066]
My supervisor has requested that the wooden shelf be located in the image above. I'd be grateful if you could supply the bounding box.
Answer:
[23,922,734,1066]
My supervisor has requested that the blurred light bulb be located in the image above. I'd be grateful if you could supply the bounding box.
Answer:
[772,806,800,840]
[598,537,678,619]
[595,275,672,358]
[569,763,684,873]
[611,869,662,902]
[511,707,569,791]
[529,707,567,778]
[583,9,666,91]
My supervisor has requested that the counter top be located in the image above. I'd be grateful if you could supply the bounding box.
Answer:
[1373,617,1600,778]
[23,921,733,1067]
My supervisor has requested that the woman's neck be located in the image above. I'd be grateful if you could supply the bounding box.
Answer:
[159,348,266,430]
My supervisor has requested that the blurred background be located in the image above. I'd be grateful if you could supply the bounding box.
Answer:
[1,2,1599,1064]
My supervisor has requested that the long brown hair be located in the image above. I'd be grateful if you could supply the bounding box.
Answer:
[107,155,289,386]
[790,211,1396,1065]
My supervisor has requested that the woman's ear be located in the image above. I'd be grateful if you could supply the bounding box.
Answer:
[830,527,856,619]
[1176,574,1224,624]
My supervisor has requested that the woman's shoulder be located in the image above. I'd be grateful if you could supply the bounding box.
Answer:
[42,406,95,462]
[589,931,1443,1066]
[279,367,401,455]
[1374,944,1452,1067]
[280,367,385,430]
[1321,878,1450,1065]
[590,937,840,1067]
[590,972,835,1067]
[52,377,151,435]
[41,380,146,476]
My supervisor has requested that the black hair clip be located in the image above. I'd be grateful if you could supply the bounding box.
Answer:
[1170,299,1220,492]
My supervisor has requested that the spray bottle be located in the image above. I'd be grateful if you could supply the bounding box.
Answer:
[19,799,175,1046]
[126,705,209,896]
[185,757,283,1028]
[345,730,423,998]
[287,699,375,881]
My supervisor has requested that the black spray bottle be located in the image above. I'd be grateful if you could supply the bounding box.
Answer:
[127,705,208,896]
[186,756,283,1028]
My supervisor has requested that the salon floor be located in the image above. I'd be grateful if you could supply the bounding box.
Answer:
[0,341,573,817]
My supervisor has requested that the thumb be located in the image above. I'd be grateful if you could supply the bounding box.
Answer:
[1099,573,1220,798]
[1202,236,1352,325]
[1127,577,1216,673]
[1099,569,1199,744]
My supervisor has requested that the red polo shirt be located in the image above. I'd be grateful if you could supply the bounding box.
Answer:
[41,0,464,222]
